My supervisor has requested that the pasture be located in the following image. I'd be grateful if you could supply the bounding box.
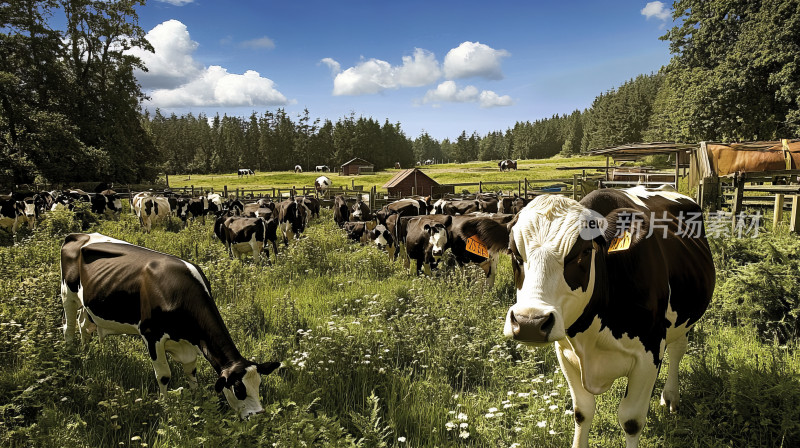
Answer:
[167,156,609,193]
[1,203,799,447]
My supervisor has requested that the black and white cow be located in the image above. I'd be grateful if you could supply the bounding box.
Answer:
[60,233,281,418]
[301,196,320,220]
[314,176,331,197]
[375,198,425,225]
[342,220,377,244]
[0,196,24,235]
[136,196,171,232]
[278,198,307,244]
[498,159,518,171]
[439,199,479,215]
[401,215,454,275]
[351,196,372,222]
[504,186,715,448]
[498,194,532,215]
[315,165,329,172]
[176,197,209,227]
[333,195,350,228]
[219,216,278,263]
[90,190,123,217]
[238,168,255,177]
[207,193,223,214]
[294,165,303,173]
[225,198,245,214]
[243,200,277,220]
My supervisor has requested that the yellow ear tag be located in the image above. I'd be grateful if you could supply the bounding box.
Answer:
[466,235,489,258]
[608,231,631,253]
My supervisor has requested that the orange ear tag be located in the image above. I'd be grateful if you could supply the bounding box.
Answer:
[466,235,489,258]
[608,231,631,253]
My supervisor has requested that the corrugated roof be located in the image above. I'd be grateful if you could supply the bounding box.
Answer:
[382,168,439,189]
[588,142,697,156]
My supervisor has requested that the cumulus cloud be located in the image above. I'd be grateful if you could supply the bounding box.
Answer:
[147,66,288,107]
[240,36,275,50]
[420,81,513,108]
[331,48,441,95]
[155,0,194,5]
[443,41,510,80]
[132,20,290,108]
[129,20,203,90]
[641,1,671,20]
[320,58,342,76]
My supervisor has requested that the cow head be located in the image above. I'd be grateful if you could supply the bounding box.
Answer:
[292,199,306,234]
[370,223,393,250]
[424,216,451,259]
[504,195,607,346]
[215,361,281,419]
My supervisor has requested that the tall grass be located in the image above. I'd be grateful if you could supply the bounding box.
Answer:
[0,207,798,447]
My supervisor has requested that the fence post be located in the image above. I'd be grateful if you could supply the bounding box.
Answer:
[731,172,745,230]
[774,194,785,230]
[191,185,194,196]
[791,195,800,233]
[573,174,578,200]
[525,178,529,199]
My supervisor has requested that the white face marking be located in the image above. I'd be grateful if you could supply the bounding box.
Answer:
[504,195,596,344]
[428,227,447,258]
[221,365,264,418]
[373,224,390,248]
[24,202,36,217]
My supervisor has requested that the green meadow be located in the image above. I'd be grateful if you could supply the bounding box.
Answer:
[1,199,798,447]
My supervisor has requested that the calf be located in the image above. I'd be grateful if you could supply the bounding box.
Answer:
[60,233,281,418]
[351,197,372,222]
[278,198,307,244]
[333,195,350,228]
[504,187,715,447]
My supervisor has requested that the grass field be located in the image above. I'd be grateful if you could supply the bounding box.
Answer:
[167,156,611,193]
[1,202,799,447]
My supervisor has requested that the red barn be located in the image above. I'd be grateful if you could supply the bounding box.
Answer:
[340,158,374,176]
[383,168,439,197]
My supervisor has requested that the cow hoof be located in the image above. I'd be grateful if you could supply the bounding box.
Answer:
[660,391,679,413]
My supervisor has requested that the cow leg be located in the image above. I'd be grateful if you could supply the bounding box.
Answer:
[556,342,596,448]
[61,281,81,343]
[271,239,278,260]
[423,262,432,277]
[145,334,172,395]
[167,341,199,389]
[660,333,688,413]
[77,308,96,344]
[617,362,659,448]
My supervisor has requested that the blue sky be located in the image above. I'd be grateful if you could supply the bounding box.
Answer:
[132,0,675,140]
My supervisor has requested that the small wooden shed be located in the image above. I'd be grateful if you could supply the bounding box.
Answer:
[383,168,439,197]
[340,158,374,176]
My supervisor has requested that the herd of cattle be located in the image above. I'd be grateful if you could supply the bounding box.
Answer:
[1,180,716,447]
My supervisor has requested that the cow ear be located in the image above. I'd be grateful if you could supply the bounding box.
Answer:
[214,376,226,393]
[423,224,432,233]
[444,215,452,227]
[257,361,281,376]
[233,381,247,400]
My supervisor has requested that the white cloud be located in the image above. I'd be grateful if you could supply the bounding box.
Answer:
[641,1,671,21]
[443,41,510,80]
[332,48,441,96]
[129,19,202,90]
[147,66,288,107]
[420,81,513,108]
[423,81,479,103]
[132,20,290,108]
[479,90,514,108]
[155,0,194,5]
[240,36,275,50]
[320,58,342,76]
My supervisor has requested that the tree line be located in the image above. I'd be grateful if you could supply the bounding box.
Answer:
[3,0,799,185]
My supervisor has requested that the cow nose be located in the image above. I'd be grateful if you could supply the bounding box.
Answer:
[509,310,555,343]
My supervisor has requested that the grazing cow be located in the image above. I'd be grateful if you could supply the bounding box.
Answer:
[207,193,223,214]
[301,196,320,220]
[351,197,372,222]
[60,233,281,418]
[394,162,401,169]
[0,196,24,235]
[333,195,350,228]
[503,187,715,448]
[35,191,54,214]
[137,197,170,232]
[368,222,396,259]
[131,192,151,214]
[294,165,303,173]
[277,198,307,244]
[220,216,278,263]
[315,165,330,172]
[314,176,331,197]
[176,197,208,227]
[238,168,255,177]
[375,198,425,225]
[498,159,518,171]
[342,220,377,244]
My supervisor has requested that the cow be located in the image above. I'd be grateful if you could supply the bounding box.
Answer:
[294,165,303,173]
[315,165,330,172]
[207,193,223,214]
[277,198,307,245]
[503,186,715,448]
[219,216,278,263]
[498,194,532,215]
[351,197,372,222]
[243,200,276,220]
[401,215,455,275]
[476,195,499,213]
[375,198,425,225]
[433,214,510,288]
[394,162,401,169]
[35,191,54,214]
[0,196,24,236]
[333,195,350,228]
[238,168,254,177]
[225,198,245,214]
[442,199,480,215]
[136,196,170,232]
[60,233,281,418]
[301,196,320,220]
[342,220,377,244]
[499,159,518,171]
[176,197,208,227]
[131,192,151,215]
[314,176,331,197]
[19,196,39,230]
[368,222,396,259]
[90,190,123,217]
[424,159,433,165]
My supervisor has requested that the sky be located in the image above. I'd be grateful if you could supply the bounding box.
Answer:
[131,0,676,141]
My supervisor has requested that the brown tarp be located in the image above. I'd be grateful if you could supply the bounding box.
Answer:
[707,141,800,176]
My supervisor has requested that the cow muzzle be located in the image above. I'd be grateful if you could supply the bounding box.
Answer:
[506,309,555,344]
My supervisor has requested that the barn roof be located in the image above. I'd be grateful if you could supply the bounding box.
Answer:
[341,157,373,167]
[587,142,698,156]
[383,168,439,189]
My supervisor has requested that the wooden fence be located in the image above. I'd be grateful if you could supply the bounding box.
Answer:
[715,170,800,231]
